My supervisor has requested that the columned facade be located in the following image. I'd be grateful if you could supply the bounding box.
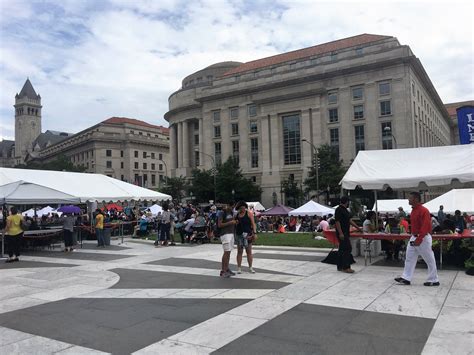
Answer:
[165,34,453,207]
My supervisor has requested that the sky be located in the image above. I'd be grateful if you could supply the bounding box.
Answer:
[0,0,473,140]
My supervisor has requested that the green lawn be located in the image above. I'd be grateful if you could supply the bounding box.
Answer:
[253,232,334,248]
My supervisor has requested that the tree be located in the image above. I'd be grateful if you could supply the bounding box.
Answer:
[280,176,304,208]
[16,154,86,172]
[188,168,214,203]
[304,144,346,200]
[158,176,188,202]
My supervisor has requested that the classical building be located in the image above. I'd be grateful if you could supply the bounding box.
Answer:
[1,80,170,188]
[445,100,474,144]
[165,34,455,207]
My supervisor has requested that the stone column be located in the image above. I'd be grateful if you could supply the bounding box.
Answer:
[198,118,204,166]
[182,120,189,167]
[169,124,177,170]
[177,122,183,168]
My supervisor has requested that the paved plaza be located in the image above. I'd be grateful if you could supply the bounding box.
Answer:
[0,239,472,354]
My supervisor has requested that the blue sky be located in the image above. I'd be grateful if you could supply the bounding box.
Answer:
[1,0,473,140]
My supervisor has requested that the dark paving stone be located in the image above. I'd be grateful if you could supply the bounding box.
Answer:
[76,243,131,251]
[252,253,324,262]
[110,268,289,290]
[372,259,462,270]
[146,258,296,275]
[21,251,132,261]
[0,260,75,269]
[0,298,250,355]
[214,303,434,355]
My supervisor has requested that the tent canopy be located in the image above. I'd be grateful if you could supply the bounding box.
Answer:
[374,199,412,214]
[246,202,266,212]
[423,189,474,214]
[0,181,80,205]
[289,200,335,216]
[261,204,294,216]
[0,168,171,203]
[340,145,474,190]
[148,204,163,216]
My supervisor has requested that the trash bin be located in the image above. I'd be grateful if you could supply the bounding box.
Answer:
[103,228,111,246]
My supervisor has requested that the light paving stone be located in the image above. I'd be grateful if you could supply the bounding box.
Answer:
[0,296,48,315]
[168,314,266,349]
[451,273,474,291]
[226,295,301,320]
[422,328,474,355]
[119,288,183,298]
[0,326,34,346]
[167,289,228,298]
[431,306,474,333]
[0,334,72,354]
[55,345,110,354]
[133,339,214,355]
[210,289,274,299]
[73,288,143,298]
[30,284,105,302]
[443,289,474,309]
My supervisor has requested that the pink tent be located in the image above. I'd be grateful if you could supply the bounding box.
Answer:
[260,204,294,216]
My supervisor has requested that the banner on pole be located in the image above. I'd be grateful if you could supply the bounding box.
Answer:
[457,106,474,144]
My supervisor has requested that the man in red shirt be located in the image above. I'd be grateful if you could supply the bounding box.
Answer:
[395,192,439,286]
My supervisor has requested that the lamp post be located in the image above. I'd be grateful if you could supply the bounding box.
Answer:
[383,126,398,149]
[195,149,217,203]
[231,189,235,202]
[301,137,319,198]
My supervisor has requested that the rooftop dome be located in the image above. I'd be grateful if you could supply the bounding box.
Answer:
[181,61,243,89]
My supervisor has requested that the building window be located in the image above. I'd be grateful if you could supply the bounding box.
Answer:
[194,121,199,130]
[353,105,364,120]
[412,83,415,95]
[106,161,112,169]
[251,138,259,168]
[159,153,162,160]
[328,108,338,123]
[283,114,301,165]
[379,82,391,96]
[151,163,155,170]
[352,87,364,100]
[290,62,296,70]
[143,163,147,170]
[381,122,393,149]
[194,135,199,145]
[159,164,163,171]
[121,175,124,181]
[151,174,156,185]
[249,121,258,133]
[207,75,213,81]
[231,123,239,136]
[251,176,257,183]
[121,162,124,169]
[214,125,221,138]
[230,107,239,119]
[212,110,221,123]
[248,104,257,117]
[232,140,239,165]
[130,130,134,134]
[329,128,339,158]
[354,125,365,154]
[139,132,143,135]
[214,142,221,165]
[331,52,338,61]
[143,151,147,158]
[134,150,138,158]
[134,162,138,169]
[120,150,124,158]
[328,91,338,104]
[380,100,392,116]
[151,152,155,159]
[194,150,200,167]
[356,47,363,55]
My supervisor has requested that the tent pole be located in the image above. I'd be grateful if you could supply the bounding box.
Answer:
[374,190,379,230]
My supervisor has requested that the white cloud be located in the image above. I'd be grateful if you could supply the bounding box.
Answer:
[0,0,472,141]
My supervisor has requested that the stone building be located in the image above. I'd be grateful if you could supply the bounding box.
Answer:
[1,79,169,188]
[165,34,454,207]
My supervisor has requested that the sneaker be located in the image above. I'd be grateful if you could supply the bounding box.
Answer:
[342,268,354,274]
[227,269,236,276]
[249,267,256,274]
[220,271,231,278]
[394,277,411,285]
[423,281,440,287]
[237,267,242,274]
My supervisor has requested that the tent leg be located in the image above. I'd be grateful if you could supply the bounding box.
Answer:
[374,190,379,231]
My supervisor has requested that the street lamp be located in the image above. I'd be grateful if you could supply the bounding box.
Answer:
[301,137,319,197]
[195,149,217,203]
[383,126,398,149]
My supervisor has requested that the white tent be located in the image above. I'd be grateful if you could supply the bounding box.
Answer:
[423,189,474,214]
[247,202,266,212]
[0,181,80,205]
[0,168,171,203]
[340,145,474,190]
[289,200,335,217]
[148,204,163,216]
[374,199,412,214]
[22,208,36,217]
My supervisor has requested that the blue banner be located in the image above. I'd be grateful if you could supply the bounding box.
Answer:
[457,106,474,144]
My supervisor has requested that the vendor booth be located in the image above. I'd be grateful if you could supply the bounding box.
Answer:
[374,199,411,214]
[289,200,335,216]
[423,188,474,214]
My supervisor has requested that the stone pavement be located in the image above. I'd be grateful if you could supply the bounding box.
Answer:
[0,239,472,354]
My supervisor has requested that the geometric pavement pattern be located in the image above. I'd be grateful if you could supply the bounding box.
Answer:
[0,239,472,354]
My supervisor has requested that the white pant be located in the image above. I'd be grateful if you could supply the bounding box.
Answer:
[402,234,439,282]
[220,233,234,252]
